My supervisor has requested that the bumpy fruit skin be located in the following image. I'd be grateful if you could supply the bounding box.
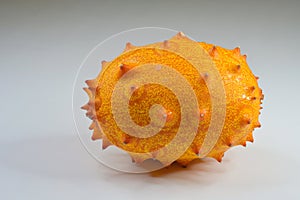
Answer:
[82,33,263,167]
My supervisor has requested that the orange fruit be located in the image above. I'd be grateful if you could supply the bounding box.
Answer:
[82,33,263,167]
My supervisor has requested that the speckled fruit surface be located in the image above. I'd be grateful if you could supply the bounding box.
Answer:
[82,33,263,167]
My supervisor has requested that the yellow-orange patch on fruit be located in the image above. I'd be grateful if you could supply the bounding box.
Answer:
[82,34,263,167]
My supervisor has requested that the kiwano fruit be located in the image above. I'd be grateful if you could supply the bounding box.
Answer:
[82,32,263,167]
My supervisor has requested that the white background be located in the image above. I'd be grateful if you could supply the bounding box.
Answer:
[1,0,299,199]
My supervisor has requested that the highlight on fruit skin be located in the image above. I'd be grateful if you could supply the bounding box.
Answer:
[81,32,263,168]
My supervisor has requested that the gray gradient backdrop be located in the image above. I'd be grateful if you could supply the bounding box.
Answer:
[0,0,299,199]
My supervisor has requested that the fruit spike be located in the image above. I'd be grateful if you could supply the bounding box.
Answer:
[233,46,241,55]
[209,46,218,57]
[81,32,263,167]
[124,42,135,51]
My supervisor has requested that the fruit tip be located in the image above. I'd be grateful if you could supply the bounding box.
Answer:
[209,45,218,57]
[178,31,186,37]
[81,104,89,110]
